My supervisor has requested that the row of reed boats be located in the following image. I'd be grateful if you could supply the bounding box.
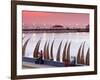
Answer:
[22,38,90,66]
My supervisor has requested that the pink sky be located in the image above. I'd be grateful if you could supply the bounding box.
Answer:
[22,11,89,28]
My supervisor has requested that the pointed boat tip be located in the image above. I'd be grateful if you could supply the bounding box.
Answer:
[83,41,86,44]
[39,37,42,40]
[80,41,85,47]
[65,41,68,44]
[80,42,84,47]
[22,36,25,40]
[52,39,55,44]
[68,41,71,45]
[69,40,72,43]
[83,41,86,47]
[26,38,30,42]
[87,48,90,51]
[53,38,55,40]
[22,38,31,57]
[60,40,63,44]
[53,39,55,42]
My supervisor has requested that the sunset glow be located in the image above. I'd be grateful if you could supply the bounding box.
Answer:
[22,11,89,28]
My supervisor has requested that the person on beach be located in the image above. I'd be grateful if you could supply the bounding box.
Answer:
[37,50,44,64]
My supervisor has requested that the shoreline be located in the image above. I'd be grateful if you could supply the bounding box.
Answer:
[22,29,89,33]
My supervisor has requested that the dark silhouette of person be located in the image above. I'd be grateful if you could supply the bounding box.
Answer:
[37,50,44,64]
[71,56,76,66]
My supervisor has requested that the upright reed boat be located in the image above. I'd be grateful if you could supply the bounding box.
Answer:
[22,38,30,57]
[85,48,90,65]
[80,42,85,64]
[62,41,68,62]
[77,43,83,64]
[33,39,41,58]
[56,41,62,62]
[67,42,71,63]
[50,40,55,61]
